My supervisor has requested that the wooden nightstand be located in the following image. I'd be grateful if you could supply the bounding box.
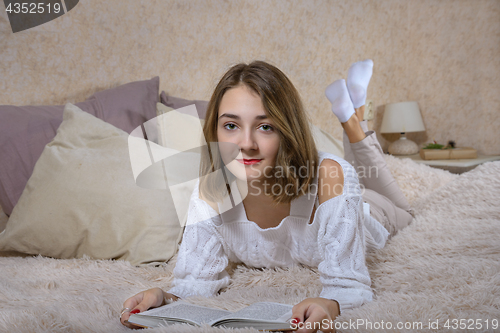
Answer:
[391,153,500,174]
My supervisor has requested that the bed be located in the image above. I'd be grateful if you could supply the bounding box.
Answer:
[1,78,499,333]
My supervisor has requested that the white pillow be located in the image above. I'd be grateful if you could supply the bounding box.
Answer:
[0,103,184,265]
[310,123,344,158]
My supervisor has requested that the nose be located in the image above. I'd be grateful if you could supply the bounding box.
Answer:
[238,129,258,152]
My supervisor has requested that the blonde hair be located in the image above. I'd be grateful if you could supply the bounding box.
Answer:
[200,61,318,205]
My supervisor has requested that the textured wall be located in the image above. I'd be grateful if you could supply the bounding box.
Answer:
[1,0,499,154]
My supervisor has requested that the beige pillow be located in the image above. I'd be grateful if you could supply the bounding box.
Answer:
[0,103,184,265]
[156,102,205,151]
[310,123,344,158]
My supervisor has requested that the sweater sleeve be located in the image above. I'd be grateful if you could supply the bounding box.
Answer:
[167,221,229,298]
[316,193,373,313]
[167,186,230,299]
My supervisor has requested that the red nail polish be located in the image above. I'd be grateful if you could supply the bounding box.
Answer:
[291,318,300,324]
[130,309,140,314]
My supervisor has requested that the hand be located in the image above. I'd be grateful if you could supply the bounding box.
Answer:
[288,297,340,333]
[120,288,179,329]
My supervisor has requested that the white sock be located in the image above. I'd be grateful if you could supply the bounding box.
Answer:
[325,79,355,123]
[346,59,373,108]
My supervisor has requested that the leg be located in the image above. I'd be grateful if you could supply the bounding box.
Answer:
[326,61,412,212]
[344,112,414,236]
[342,105,371,178]
[342,114,411,212]
[340,105,367,167]
[341,107,366,186]
[326,61,413,236]
[326,80,410,211]
[325,79,365,185]
[341,112,413,235]
[363,189,413,238]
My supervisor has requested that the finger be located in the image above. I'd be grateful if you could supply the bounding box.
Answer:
[122,291,146,310]
[120,293,144,328]
[121,299,153,329]
[299,312,331,333]
[291,302,308,326]
[122,300,138,314]
[120,308,143,328]
[125,290,163,322]
[120,289,166,329]
[120,311,144,329]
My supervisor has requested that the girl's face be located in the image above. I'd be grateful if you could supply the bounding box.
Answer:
[217,85,280,183]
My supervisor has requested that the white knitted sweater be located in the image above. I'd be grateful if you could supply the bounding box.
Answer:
[168,151,389,313]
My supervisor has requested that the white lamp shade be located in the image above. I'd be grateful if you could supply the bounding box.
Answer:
[380,101,425,133]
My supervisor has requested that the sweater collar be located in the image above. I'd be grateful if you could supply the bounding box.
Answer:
[217,172,319,224]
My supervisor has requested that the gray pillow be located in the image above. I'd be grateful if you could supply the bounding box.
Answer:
[160,91,208,119]
[0,77,159,216]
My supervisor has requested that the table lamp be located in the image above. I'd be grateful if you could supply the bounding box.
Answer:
[380,101,425,155]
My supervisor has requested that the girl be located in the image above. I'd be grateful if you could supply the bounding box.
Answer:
[120,60,413,332]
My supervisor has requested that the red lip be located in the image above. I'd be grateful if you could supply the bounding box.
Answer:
[237,159,262,165]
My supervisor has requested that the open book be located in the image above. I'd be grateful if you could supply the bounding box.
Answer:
[127,301,295,331]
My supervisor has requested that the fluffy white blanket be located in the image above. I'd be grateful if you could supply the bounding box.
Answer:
[1,156,499,333]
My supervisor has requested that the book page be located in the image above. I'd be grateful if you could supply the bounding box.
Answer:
[138,301,232,326]
[213,302,293,325]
